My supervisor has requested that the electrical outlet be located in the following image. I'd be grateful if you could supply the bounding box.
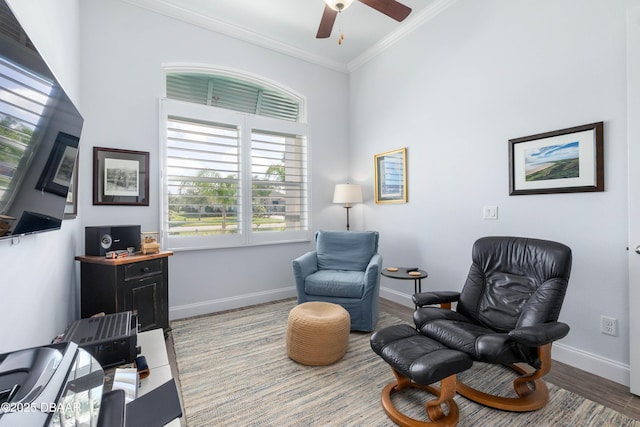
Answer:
[600,315,618,336]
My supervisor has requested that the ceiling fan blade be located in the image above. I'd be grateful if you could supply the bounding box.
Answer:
[358,0,412,22]
[316,5,338,38]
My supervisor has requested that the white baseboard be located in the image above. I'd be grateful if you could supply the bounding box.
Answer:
[379,286,631,387]
[552,342,630,387]
[380,286,415,307]
[169,287,297,320]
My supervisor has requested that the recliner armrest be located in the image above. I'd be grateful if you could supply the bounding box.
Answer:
[508,322,570,347]
[412,291,460,307]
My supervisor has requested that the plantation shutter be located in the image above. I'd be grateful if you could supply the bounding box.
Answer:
[166,74,300,122]
[251,129,307,233]
[165,116,241,237]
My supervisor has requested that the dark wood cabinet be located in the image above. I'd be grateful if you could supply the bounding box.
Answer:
[75,251,173,333]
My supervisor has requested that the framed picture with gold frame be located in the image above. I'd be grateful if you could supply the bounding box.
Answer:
[374,147,407,204]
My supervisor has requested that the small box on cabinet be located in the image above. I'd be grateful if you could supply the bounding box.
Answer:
[141,232,160,254]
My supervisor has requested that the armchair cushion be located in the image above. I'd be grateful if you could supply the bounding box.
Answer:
[420,317,528,365]
[316,230,378,271]
[304,270,365,298]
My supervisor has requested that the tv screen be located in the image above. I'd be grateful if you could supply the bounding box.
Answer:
[0,0,83,240]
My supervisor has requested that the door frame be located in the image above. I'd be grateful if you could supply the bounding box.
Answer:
[627,4,640,396]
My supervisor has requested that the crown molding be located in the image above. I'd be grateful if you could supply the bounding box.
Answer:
[121,0,455,75]
[121,0,349,73]
[348,0,458,72]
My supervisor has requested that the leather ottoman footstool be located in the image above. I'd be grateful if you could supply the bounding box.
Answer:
[286,302,350,366]
[371,324,473,426]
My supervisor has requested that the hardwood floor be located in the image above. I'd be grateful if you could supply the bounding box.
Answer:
[165,298,640,422]
[379,298,640,421]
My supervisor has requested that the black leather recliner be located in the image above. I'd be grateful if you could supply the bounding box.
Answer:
[412,236,572,412]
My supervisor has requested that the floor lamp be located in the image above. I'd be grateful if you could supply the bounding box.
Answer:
[333,184,363,231]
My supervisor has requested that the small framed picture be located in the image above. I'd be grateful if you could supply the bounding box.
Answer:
[509,122,604,195]
[63,155,79,219]
[36,132,79,197]
[374,147,407,204]
[93,147,149,205]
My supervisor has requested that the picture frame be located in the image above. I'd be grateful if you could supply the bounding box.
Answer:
[374,147,407,204]
[63,155,78,219]
[36,132,79,197]
[509,122,604,195]
[93,147,149,206]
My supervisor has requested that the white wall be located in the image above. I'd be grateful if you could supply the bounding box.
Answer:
[0,0,82,353]
[78,0,351,319]
[350,0,639,384]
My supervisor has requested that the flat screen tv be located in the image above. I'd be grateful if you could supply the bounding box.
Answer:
[0,0,83,240]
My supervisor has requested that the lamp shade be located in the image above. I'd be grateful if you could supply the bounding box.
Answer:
[333,184,363,205]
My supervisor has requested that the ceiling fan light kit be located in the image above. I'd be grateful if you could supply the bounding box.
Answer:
[324,0,355,12]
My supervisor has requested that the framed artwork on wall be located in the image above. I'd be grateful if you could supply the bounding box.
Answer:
[36,132,79,197]
[93,147,149,205]
[63,155,78,219]
[509,122,604,195]
[374,147,407,204]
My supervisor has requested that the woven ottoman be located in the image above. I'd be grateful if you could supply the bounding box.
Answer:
[286,302,350,366]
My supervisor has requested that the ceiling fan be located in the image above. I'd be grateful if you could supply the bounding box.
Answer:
[316,0,412,39]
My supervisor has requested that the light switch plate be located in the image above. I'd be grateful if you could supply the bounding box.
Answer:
[483,206,498,220]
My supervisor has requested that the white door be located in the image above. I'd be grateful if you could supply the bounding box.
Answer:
[627,4,640,396]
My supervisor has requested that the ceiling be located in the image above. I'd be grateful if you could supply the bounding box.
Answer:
[122,0,453,72]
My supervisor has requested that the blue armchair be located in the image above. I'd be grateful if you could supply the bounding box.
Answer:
[292,230,382,332]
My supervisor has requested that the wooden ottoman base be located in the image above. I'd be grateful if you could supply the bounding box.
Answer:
[286,302,350,366]
[371,324,473,426]
[382,370,459,427]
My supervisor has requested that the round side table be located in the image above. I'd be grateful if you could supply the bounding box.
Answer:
[381,267,428,294]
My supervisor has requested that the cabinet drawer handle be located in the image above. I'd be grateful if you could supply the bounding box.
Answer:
[142,267,150,272]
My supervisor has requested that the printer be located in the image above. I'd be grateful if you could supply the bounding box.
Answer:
[59,311,138,369]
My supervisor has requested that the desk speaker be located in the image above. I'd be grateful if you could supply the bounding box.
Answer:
[85,225,141,256]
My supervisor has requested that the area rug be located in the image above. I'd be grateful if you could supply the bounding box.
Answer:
[171,300,639,426]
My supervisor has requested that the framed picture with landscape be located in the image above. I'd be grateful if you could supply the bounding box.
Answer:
[509,122,604,195]
[93,147,149,205]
